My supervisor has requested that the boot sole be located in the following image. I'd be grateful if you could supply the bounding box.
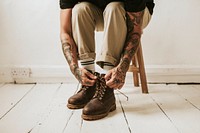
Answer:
[81,103,116,121]
[67,103,86,109]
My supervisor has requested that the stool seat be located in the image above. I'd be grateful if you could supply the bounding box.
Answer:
[128,43,148,93]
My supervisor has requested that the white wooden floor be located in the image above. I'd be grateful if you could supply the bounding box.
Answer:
[0,83,200,133]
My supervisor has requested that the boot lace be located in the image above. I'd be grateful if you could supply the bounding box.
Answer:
[116,89,129,101]
[76,72,129,101]
[93,73,107,101]
[75,81,89,94]
[78,85,89,92]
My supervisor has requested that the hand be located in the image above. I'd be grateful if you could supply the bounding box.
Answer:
[104,67,126,89]
[74,68,97,86]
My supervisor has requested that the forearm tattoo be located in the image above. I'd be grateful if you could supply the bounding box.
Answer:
[61,41,82,82]
[119,11,144,73]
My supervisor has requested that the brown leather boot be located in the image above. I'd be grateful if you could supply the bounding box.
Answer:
[67,70,99,109]
[67,71,99,109]
[82,73,116,120]
[67,84,96,109]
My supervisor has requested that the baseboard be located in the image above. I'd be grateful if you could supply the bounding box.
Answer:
[0,65,200,84]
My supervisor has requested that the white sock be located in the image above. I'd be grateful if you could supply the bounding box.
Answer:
[80,58,95,72]
[103,62,114,71]
[96,62,114,74]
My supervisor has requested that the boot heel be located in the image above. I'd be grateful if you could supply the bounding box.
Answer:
[110,104,116,112]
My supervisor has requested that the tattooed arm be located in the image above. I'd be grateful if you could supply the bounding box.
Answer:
[118,11,144,73]
[105,10,144,89]
[60,9,96,86]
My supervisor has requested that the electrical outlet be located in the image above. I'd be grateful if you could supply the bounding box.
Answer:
[11,67,31,78]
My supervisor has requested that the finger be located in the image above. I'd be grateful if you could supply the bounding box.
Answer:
[110,82,122,89]
[104,71,112,81]
[82,77,96,86]
[110,84,118,89]
[85,71,97,80]
[107,79,120,89]
[108,80,123,89]
[82,81,95,86]
[106,78,115,87]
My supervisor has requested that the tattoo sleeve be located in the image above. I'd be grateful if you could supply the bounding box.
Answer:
[118,10,144,73]
[61,38,82,82]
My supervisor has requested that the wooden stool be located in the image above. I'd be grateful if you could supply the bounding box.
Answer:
[128,43,148,93]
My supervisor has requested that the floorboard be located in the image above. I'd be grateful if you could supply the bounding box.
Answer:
[193,85,200,90]
[149,84,200,133]
[63,110,83,133]
[0,83,61,133]
[117,84,179,133]
[31,83,81,133]
[0,84,35,120]
[80,93,130,133]
[192,85,200,94]
[0,83,200,133]
[176,85,200,110]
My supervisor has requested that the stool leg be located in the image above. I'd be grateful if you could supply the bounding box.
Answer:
[137,44,148,93]
[132,55,139,87]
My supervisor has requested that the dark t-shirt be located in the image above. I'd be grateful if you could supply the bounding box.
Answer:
[60,0,155,15]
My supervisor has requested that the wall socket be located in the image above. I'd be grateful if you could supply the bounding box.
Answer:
[11,67,31,78]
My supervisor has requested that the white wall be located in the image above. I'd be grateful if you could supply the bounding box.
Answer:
[0,0,200,83]
[143,0,200,66]
[0,0,63,66]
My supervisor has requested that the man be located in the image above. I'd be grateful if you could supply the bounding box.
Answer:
[60,0,154,120]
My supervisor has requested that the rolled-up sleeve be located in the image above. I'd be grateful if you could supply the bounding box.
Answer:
[59,0,78,9]
[124,0,146,12]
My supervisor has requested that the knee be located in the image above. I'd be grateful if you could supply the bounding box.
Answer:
[104,2,125,15]
[72,2,91,17]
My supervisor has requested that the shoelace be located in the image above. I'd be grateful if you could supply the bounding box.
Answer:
[81,85,89,91]
[76,72,129,101]
[93,73,129,101]
[116,90,129,101]
[75,82,89,94]
[93,74,107,100]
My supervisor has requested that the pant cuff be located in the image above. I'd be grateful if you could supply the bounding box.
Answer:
[78,52,96,60]
[96,53,119,67]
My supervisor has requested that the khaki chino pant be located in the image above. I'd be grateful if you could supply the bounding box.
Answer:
[72,2,151,67]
